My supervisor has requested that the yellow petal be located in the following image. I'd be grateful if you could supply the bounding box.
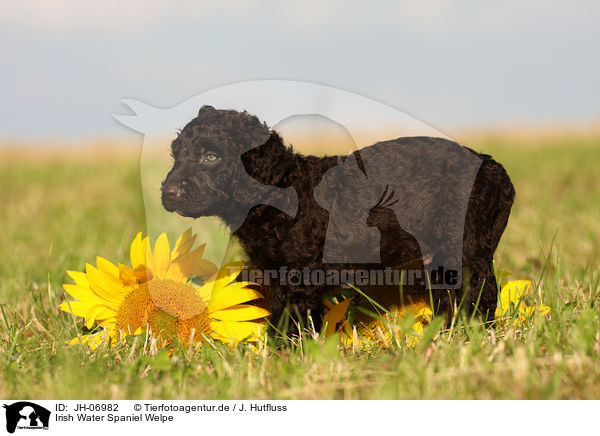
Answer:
[207,284,264,312]
[67,270,89,287]
[130,232,147,269]
[498,280,532,315]
[411,320,425,334]
[134,265,152,283]
[211,320,264,343]
[67,332,100,350]
[144,237,153,271]
[129,326,143,336]
[415,306,433,321]
[495,269,512,282]
[85,263,125,303]
[60,301,115,328]
[323,298,352,337]
[211,262,245,289]
[164,260,189,283]
[172,228,198,260]
[210,305,270,321]
[538,304,551,315]
[90,308,117,326]
[193,259,219,279]
[118,263,137,286]
[62,284,106,303]
[500,280,532,299]
[59,300,96,317]
[85,304,116,329]
[176,243,205,268]
[522,304,551,317]
[151,233,171,279]
[196,283,212,302]
[168,249,217,282]
[96,256,119,279]
[68,328,119,351]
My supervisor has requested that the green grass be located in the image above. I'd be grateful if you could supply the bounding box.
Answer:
[1,132,599,399]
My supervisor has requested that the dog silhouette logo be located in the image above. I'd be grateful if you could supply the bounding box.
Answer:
[2,402,50,433]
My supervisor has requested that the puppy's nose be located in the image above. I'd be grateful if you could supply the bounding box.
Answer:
[162,184,180,199]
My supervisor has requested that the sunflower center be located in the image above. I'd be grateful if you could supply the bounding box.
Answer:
[147,279,206,320]
[115,279,210,342]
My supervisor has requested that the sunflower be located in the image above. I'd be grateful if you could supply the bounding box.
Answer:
[59,229,270,350]
[323,291,432,348]
[324,272,551,347]
[495,278,551,324]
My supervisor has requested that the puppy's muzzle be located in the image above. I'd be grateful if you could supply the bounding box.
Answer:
[163,179,190,199]
[163,185,181,200]
[162,183,181,200]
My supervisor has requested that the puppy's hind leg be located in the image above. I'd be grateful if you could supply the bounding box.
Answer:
[463,159,515,321]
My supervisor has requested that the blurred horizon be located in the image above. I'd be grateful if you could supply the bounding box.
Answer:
[2,122,599,153]
[2,111,600,146]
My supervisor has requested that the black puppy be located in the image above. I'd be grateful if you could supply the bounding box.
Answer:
[162,106,515,331]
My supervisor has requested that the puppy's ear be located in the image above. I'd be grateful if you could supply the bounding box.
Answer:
[198,105,216,116]
[241,132,292,187]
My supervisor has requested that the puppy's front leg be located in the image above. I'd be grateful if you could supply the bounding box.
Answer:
[268,283,325,335]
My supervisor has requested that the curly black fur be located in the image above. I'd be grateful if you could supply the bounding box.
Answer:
[162,106,515,332]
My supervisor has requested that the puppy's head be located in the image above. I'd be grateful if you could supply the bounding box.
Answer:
[162,105,291,219]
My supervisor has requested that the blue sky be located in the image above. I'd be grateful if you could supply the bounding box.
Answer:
[1,1,599,140]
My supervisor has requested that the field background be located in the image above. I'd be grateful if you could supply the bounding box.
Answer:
[1,130,599,399]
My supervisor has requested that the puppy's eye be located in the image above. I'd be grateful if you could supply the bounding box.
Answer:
[205,153,219,162]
